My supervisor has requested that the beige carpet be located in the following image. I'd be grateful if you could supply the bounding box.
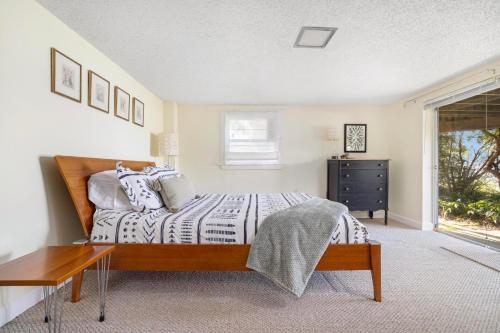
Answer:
[440,245,500,272]
[1,220,499,333]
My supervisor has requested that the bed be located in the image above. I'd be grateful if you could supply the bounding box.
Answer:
[55,155,382,302]
[91,193,369,245]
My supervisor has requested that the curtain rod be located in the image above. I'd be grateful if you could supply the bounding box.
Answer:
[403,68,497,107]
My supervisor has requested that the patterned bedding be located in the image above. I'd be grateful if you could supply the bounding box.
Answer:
[91,193,369,245]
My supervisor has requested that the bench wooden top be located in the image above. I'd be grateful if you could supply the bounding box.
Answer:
[0,246,115,286]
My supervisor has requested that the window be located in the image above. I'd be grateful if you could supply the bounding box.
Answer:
[222,111,281,168]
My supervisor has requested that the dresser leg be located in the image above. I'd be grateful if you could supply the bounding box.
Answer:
[384,210,388,225]
[368,211,373,219]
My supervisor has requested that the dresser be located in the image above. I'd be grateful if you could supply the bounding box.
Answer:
[327,159,389,224]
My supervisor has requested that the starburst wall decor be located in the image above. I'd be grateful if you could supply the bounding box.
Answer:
[344,124,367,153]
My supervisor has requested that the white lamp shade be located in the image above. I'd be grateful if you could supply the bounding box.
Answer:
[159,133,179,156]
[326,127,337,141]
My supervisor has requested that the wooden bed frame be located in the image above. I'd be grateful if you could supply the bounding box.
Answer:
[54,155,382,302]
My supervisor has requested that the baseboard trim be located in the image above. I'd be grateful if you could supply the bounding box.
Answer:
[0,287,43,328]
[388,212,421,229]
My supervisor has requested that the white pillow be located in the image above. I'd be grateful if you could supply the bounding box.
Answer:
[117,162,178,211]
[158,175,197,212]
[88,170,135,210]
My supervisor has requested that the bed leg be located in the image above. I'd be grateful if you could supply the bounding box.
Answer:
[369,241,382,302]
[71,270,84,303]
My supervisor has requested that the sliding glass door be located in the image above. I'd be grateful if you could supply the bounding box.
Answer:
[436,87,500,249]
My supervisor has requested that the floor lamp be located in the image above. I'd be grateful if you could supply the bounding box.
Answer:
[159,133,179,166]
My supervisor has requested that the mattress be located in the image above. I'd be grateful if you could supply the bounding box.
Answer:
[91,193,369,245]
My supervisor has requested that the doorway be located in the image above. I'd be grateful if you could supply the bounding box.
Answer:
[435,87,500,249]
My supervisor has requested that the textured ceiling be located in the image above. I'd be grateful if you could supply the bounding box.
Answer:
[37,0,500,105]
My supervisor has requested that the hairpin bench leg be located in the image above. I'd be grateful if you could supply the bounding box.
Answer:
[96,253,111,322]
[43,281,67,333]
[43,286,50,323]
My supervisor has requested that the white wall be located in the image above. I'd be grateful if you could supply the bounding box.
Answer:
[0,0,165,325]
[384,99,425,228]
[177,104,390,197]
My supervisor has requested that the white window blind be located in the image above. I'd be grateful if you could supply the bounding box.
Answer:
[223,111,280,167]
[423,77,500,110]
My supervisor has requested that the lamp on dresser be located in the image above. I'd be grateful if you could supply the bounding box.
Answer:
[327,159,389,224]
[326,127,341,159]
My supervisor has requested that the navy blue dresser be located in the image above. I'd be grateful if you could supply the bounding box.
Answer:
[327,159,389,224]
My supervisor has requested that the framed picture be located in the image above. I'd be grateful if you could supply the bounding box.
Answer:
[50,48,82,102]
[344,124,367,153]
[132,98,145,127]
[88,70,110,113]
[114,86,130,121]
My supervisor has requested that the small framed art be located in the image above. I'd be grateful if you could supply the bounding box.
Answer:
[88,70,110,113]
[132,98,145,127]
[114,86,130,121]
[344,124,367,153]
[50,48,82,102]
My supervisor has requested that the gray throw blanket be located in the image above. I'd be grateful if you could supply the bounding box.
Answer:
[246,198,348,297]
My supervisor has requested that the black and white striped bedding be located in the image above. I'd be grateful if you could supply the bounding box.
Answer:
[91,193,369,245]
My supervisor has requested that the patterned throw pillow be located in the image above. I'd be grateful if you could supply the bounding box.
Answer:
[116,162,178,211]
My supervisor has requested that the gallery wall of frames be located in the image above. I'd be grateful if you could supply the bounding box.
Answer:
[50,47,145,127]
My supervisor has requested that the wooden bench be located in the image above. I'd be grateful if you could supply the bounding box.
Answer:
[0,245,114,332]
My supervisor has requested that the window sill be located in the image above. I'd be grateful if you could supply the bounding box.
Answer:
[219,164,283,170]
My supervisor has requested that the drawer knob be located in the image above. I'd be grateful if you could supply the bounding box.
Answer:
[378,187,383,191]
[377,174,383,178]
[378,200,383,203]
[345,163,350,166]
[345,174,351,178]
[378,163,383,167]
[344,200,349,203]
[345,187,350,191]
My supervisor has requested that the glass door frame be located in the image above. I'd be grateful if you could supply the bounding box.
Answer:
[427,78,500,228]
[431,108,439,228]
[429,82,500,250]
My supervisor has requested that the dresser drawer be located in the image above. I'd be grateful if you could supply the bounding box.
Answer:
[339,183,386,194]
[346,202,387,211]
[340,169,386,183]
[339,160,387,169]
[339,192,385,202]
[338,196,387,210]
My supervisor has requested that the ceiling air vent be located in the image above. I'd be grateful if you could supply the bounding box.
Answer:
[294,26,337,48]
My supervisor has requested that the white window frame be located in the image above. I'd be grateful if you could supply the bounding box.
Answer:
[220,111,282,170]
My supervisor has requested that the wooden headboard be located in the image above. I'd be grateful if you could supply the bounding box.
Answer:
[54,155,155,237]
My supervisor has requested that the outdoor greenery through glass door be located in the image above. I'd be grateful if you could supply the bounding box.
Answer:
[437,87,500,249]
